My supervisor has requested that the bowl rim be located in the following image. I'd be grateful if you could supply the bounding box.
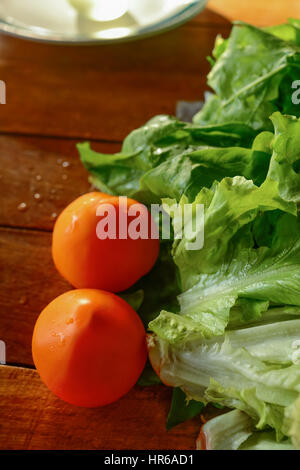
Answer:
[0,1,207,45]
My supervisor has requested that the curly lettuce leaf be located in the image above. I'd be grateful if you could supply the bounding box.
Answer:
[148,316,300,439]
[78,115,260,204]
[194,22,300,132]
[264,113,300,204]
[149,178,297,342]
[266,18,300,46]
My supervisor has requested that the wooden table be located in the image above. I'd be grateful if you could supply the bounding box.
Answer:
[0,0,296,451]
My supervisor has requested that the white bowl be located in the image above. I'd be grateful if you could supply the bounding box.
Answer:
[0,0,207,44]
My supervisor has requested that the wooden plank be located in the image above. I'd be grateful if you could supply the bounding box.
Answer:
[0,23,228,141]
[0,365,200,450]
[0,134,120,231]
[208,0,300,27]
[0,227,71,365]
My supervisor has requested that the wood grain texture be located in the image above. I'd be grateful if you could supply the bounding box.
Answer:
[0,134,120,230]
[0,365,200,450]
[0,227,71,365]
[0,21,228,141]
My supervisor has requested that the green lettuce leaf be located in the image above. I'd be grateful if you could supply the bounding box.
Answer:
[223,318,300,364]
[265,18,300,45]
[123,242,180,327]
[264,113,300,204]
[137,360,161,386]
[194,22,300,132]
[197,409,294,450]
[166,387,204,431]
[149,179,297,342]
[148,316,300,438]
[284,394,300,449]
[240,432,294,450]
[120,290,144,311]
[196,410,253,450]
[78,116,260,204]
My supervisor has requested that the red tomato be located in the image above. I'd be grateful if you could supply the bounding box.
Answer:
[32,289,147,407]
[52,192,159,292]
